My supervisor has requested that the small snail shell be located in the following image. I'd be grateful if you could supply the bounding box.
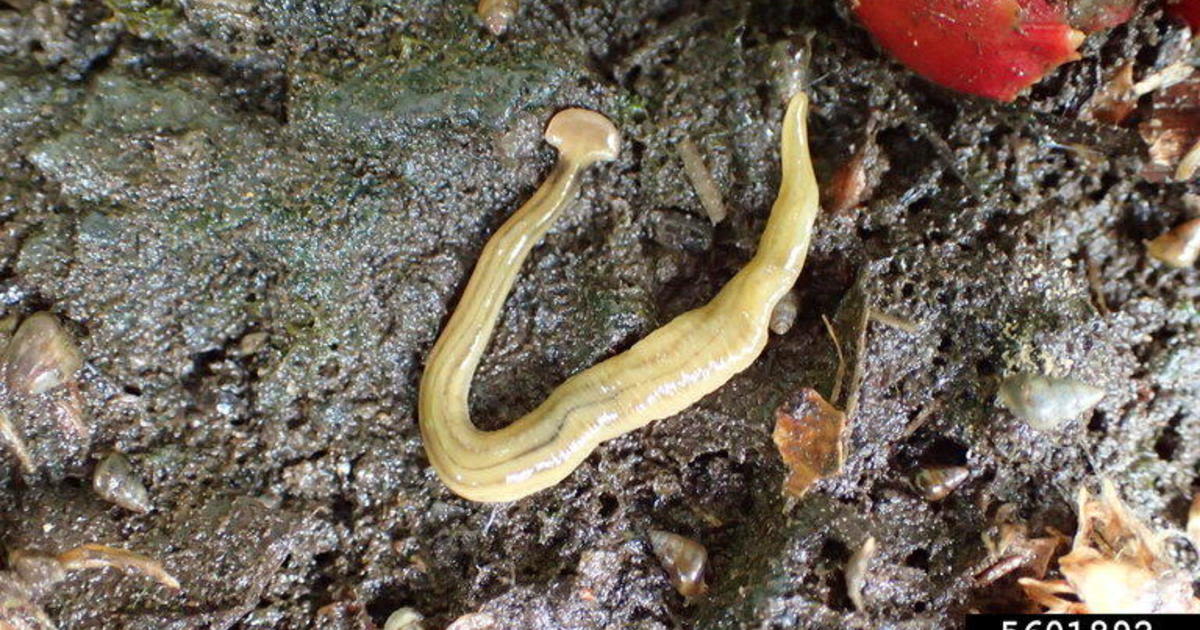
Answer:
[384,608,425,630]
[2,312,82,396]
[477,0,518,36]
[911,466,969,501]
[845,536,876,612]
[1146,218,1200,268]
[93,452,152,513]
[648,530,708,598]
[769,290,799,335]
[998,373,1104,430]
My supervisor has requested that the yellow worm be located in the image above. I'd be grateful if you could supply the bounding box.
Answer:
[420,92,819,502]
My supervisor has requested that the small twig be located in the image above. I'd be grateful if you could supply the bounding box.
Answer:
[1085,255,1110,315]
[868,308,920,334]
[613,14,707,81]
[1132,61,1194,96]
[840,277,871,419]
[901,403,938,438]
[822,314,845,404]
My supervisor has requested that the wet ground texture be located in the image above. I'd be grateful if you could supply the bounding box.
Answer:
[1,1,1198,628]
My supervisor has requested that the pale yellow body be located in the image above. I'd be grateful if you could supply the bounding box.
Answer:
[419,93,819,502]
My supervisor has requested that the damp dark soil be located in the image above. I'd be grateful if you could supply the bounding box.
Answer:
[1,1,1198,628]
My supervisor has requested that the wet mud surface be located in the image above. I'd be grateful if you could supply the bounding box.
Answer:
[0,1,1198,628]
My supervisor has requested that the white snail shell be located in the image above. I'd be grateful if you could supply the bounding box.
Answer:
[998,373,1104,430]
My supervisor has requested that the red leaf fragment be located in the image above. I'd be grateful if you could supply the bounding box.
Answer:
[852,0,1085,101]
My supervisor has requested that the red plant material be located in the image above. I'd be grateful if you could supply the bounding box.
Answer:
[852,0,1086,101]
[1167,0,1200,31]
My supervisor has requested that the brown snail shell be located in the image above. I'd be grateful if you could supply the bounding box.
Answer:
[912,466,970,501]
[93,452,152,513]
[2,312,82,397]
[648,530,708,598]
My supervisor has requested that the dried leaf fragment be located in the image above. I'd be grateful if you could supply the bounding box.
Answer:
[1081,62,1136,125]
[1019,480,1200,614]
[1140,73,1200,182]
[976,507,1064,585]
[772,388,847,498]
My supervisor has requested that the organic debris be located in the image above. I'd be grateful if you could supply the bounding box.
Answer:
[1081,62,1137,125]
[824,115,887,214]
[772,388,847,498]
[1140,73,1200,181]
[1,543,178,630]
[1019,480,1200,613]
[851,0,1085,101]
[975,504,1063,586]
